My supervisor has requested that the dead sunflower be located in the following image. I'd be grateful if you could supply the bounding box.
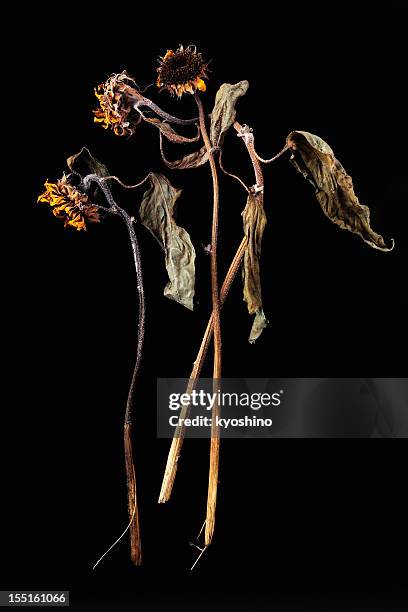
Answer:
[38,175,100,231]
[94,72,139,136]
[156,45,208,97]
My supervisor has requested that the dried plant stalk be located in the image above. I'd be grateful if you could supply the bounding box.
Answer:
[85,174,146,566]
[158,237,246,502]
[194,93,222,546]
[124,423,141,564]
[159,122,265,517]
[51,48,393,569]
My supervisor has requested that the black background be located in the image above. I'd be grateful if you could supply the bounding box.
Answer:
[4,8,408,611]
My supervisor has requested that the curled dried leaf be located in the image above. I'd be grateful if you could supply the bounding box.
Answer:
[139,174,196,310]
[144,117,201,144]
[287,131,394,251]
[159,134,209,169]
[210,81,249,148]
[242,192,268,342]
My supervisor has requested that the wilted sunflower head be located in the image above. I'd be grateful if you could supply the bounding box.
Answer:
[37,175,100,231]
[156,45,208,97]
[94,71,139,136]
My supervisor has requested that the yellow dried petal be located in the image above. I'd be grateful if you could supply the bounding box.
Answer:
[196,78,206,92]
[162,50,175,61]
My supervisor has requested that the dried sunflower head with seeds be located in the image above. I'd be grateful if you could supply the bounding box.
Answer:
[38,175,100,231]
[156,45,208,97]
[94,71,140,136]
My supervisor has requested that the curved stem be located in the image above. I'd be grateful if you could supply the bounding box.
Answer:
[83,175,145,565]
[122,217,145,565]
[101,173,152,191]
[194,93,222,547]
[122,218,146,426]
[255,143,290,164]
[219,149,250,193]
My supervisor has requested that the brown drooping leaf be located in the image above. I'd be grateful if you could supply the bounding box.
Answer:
[159,133,209,170]
[287,131,394,251]
[242,192,268,343]
[144,117,201,144]
[210,81,249,148]
[139,173,195,310]
[67,147,110,178]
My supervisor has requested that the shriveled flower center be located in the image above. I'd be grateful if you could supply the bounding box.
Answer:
[160,49,206,86]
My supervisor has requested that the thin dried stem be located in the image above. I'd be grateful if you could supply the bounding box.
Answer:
[122,217,145,565]
[219,149,250,193]
[190,545,208,571]
[159,121,265,508]
[255,143,290,164]
[102,174,152,190]
[83,176,145,565]
[194,93,222,547]
[92,474,137,569]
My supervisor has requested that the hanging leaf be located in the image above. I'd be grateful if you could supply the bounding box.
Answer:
[144,117,201,144]
[210,81,249,148]
[67,146,110,178]
[159,133,209,170]
[242,192,268,342]
[287,131,394,251]
[139,173,196,310]
[249,309,268,344]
